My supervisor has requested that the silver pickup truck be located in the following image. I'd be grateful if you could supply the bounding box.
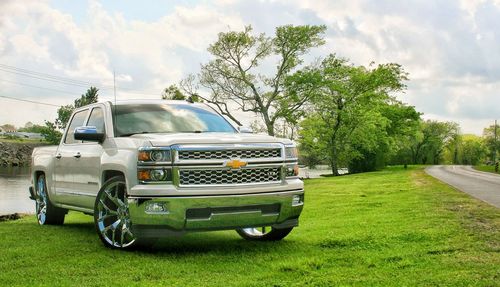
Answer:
[29,100,304,249]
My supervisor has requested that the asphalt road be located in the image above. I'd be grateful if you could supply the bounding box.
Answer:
[426,165,500,208]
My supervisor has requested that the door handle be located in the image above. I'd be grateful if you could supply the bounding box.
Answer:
[55,154,62,159]
[73,152,81,158]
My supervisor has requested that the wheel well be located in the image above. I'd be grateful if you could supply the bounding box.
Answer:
[34,170,44,182]
[102,170,124,185]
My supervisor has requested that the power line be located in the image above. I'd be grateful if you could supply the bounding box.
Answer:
[0,63,115,89]
[0,95,62,107]
[0,78,81,95]
[0,67,112,90]
[0,63,163,96]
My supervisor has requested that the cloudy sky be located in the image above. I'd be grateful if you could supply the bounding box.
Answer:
[1,0,499,134]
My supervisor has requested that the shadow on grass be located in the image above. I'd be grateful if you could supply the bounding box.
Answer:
[59,221,302,255]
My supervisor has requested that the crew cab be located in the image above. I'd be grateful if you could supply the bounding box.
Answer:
[29,100,304,249]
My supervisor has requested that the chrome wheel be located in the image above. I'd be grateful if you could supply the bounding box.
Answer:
[35,176,48,225]
[95,179,135,248]
[236,226,294,241]
[240,227,272,237]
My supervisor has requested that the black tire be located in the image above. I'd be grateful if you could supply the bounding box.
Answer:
[35,174,66,225]
[94,175,136,249]
[236,227,294,241]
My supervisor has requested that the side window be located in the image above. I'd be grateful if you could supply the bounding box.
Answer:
[64,110,88,144]
[87,107,105,134]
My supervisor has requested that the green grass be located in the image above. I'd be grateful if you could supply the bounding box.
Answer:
[1,167,498,286]
[0,137,46,144]
[474,165,500,174]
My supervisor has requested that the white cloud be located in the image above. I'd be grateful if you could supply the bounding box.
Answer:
[0,0,499,135]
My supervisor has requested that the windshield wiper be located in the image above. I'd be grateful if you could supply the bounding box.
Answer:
[119,131,151,137]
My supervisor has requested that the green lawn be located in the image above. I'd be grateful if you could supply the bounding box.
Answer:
[0,167,498,286]
[0,137,46,144]
[474,165,500,174]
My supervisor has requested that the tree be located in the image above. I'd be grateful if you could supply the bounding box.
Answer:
[297,54,409,175]
[40,122,63,145]
[483,124,500,163]
[41,87,99,144]
[161,84,200,102]
[162,85,187,100]
[460,134,487,165]
[353,100,420,171]
[183,25,326,135]
[18,124,46,133]
[409,120,458,164]
[74,86,98,107]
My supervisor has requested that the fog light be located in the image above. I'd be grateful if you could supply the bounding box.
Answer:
[145,202,169,214]
[150,169,167,181]
[292,194,303,206]
[286,164,300,177]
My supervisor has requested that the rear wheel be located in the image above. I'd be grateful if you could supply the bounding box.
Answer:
[236,226,294,241]
[94,176,136,249]
[35,174,66,225]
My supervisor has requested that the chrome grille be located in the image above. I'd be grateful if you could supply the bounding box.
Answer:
[179,167,282,185]
[178,149,281,160]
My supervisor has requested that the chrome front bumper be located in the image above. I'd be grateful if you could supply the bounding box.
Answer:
[128,189,304,237]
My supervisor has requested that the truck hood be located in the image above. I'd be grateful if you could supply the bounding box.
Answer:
[130,132,293,146]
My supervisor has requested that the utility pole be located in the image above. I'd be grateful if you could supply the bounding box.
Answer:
[495,120,498,172]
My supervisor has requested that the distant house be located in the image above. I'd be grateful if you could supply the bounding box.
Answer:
[0,125,16,133]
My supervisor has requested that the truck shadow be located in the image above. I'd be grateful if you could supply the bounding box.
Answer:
[61,222,300,255]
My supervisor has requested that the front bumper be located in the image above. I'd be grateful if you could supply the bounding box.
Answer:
[128,189,304,237]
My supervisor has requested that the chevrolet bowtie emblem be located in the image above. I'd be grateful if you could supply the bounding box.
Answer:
[225,159,247,169]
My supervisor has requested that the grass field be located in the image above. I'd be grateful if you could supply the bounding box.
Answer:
[474,165,500,174]
[0,167,498,286]
[0,137,45,144]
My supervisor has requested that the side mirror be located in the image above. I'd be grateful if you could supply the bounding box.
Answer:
[74,126,105,142]
[238,126,253,133]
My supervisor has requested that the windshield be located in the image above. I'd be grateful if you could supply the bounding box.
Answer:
[112,103,236,136]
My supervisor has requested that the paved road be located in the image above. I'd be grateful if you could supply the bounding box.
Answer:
[426,165,500,208]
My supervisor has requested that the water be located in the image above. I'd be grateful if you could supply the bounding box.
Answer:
[298,165,347,178]
[0,167,34,216]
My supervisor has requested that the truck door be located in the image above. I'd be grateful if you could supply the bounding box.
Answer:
[54,109,89,207]
[73,106,106,209]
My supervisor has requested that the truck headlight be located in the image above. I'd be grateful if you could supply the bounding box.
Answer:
[138,148,172,163]
[285,146,298,159]
[284,145,299,178]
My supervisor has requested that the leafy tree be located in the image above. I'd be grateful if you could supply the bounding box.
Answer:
[183,25,326,134]
[460,134,487,165]
[483,124,500,163]
[351,101,420,172]
[162,85,188,100]
[42,87,99,144]
[161,84,200,102]
[74,86,98,108]
[297,54,408,175]
[40,122,63,145]
[55,105,74,130]
[409,120,458,164]
[18,124,46,133]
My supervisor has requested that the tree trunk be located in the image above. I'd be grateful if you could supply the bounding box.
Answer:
[330,144,340,176]
[264,116,275,136]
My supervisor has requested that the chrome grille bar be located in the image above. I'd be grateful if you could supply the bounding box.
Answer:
[178,148,281,160]
[179,167,282,186]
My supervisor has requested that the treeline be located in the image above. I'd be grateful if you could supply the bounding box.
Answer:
[163,24,498,175]
[32,24,497,174]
